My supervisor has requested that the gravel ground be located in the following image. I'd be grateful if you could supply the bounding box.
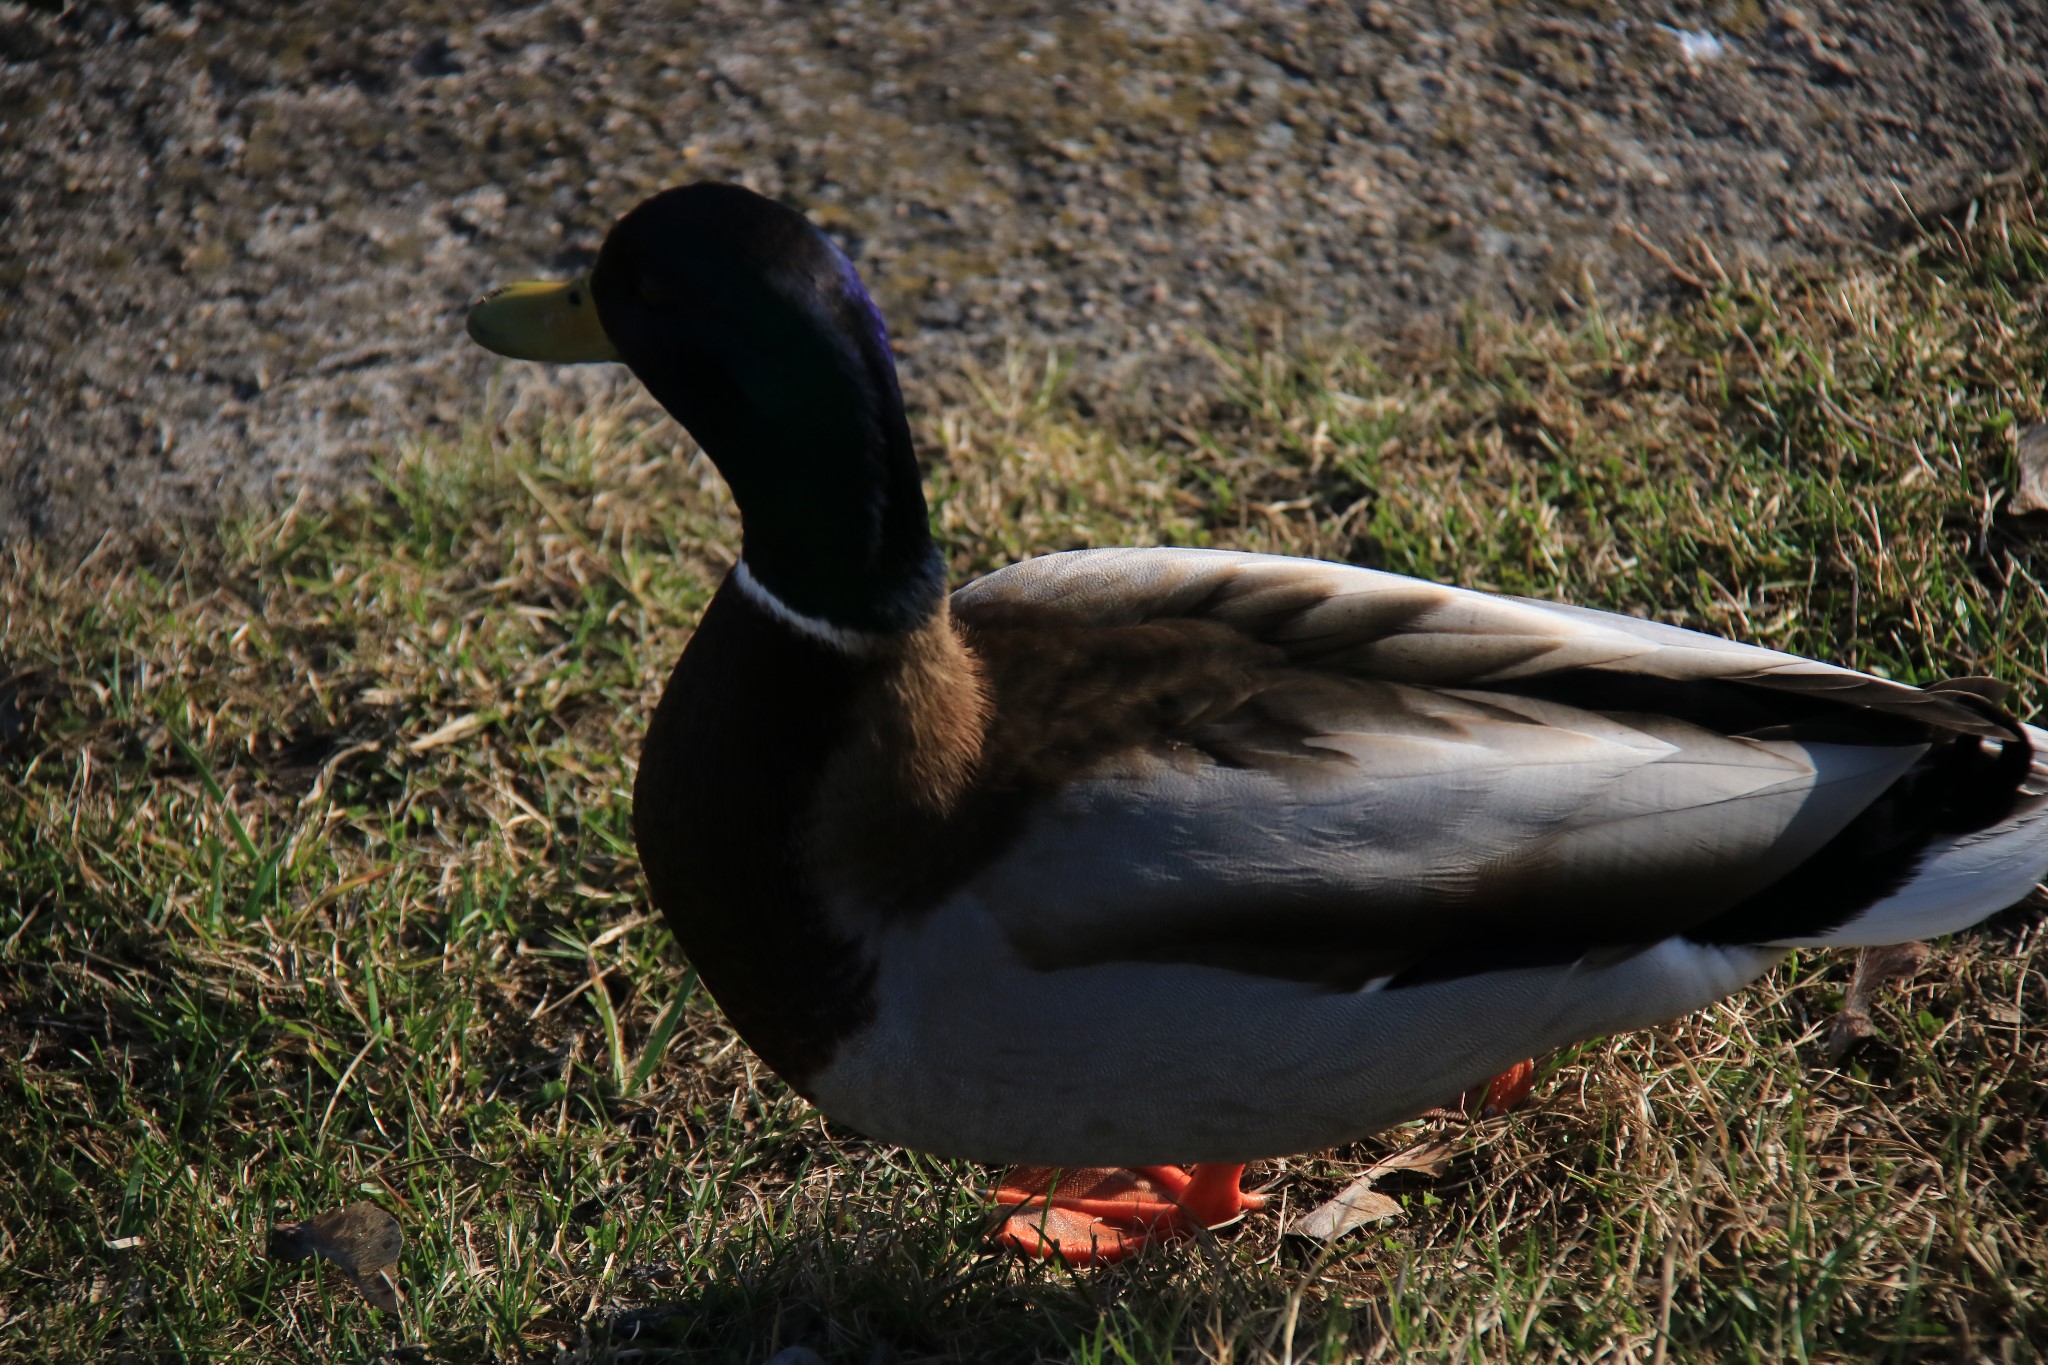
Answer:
[4,0,2044,544]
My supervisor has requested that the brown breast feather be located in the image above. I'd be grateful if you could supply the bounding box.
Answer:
[806,598,1312,917]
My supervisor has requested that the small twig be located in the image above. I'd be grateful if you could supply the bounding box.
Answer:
[587,913,651,951]
[1814,388,1915,453]
[287,864,394,937]
[299,740,382,810]
[1618,221,1714,292]
[1649,1233,1679,1365]
[316,1033,380,1149]
[1689,238,1732,287]
[374,1147,504,1175]
[2,908,39,955]
[531,970,603,1020]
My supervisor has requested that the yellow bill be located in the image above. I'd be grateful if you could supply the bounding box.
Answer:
[465,275,619,363]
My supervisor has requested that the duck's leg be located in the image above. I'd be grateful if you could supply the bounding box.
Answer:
[1417,1059,1544,1121]
[991,1163,1267,1264]
[1465,1057,1538,1117]
[989,1060,1538,1265]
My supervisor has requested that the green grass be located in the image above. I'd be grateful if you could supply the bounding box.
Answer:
[6,184,2048,1363]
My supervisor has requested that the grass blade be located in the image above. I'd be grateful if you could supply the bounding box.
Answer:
[626,967,696,1098]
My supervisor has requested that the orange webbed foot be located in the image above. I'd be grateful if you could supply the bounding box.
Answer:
[991,1162,1267,1265]
[1463,1057,1539,1117]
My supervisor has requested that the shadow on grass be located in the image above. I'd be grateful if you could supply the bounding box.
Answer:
[552,1230,1377,1365]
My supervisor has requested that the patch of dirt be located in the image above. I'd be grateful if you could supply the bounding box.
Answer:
[4,0,2044,544]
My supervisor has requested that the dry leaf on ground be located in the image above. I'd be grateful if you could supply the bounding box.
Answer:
[2013,423,2048,514]
[268,1201,404,1311]
[1289,1141,1453,1243]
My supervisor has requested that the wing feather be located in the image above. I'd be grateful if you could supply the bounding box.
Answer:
[944,548,2017,980]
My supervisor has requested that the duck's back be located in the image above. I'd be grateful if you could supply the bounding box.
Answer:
[941,548,2048,963]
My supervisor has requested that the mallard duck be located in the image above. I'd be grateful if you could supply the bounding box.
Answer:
[468,183,2048,1264]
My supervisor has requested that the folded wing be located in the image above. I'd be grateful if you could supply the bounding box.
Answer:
[947,548,2038,986]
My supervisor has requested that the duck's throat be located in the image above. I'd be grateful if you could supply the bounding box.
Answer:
[729,445,946,639]
[734,536,945,649]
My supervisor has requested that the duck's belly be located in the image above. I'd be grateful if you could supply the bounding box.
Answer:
[803,899,1781,1167]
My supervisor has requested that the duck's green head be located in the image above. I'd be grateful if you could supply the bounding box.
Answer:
[468,183,942,635]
